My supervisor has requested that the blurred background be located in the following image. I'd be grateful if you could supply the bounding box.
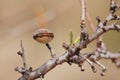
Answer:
[0,0,120,80]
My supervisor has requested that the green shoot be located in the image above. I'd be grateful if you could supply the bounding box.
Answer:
[69,30,73,46]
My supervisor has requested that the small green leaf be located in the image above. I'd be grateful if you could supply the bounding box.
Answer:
[69,30,73,46]
[73,36,80,44]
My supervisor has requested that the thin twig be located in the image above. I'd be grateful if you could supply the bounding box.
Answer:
[79,0,89,48]
[85,6,103,42]
[20,40,27,69]
[85,9,96,33]
[17,40,27,70]
[46,43,56,58]
[80,0,85,21]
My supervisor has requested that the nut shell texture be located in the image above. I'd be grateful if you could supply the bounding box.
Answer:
[33,29,54,43]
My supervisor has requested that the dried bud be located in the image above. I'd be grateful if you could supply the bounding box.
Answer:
[33,28,54,43]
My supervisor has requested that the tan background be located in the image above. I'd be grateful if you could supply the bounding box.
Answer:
[0,0,120,80]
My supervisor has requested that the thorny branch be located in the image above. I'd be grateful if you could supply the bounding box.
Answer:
[16,0,120,80]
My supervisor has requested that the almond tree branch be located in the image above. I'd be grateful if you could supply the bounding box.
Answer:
[96,0,120,41]
[17,23,120,80]
[88,41,120,76]
[86,1,120,71]
[16,0,120,80]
